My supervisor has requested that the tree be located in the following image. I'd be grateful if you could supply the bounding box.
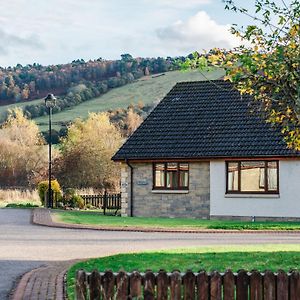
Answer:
[0,108,48,186]
[57,113,123,190]
[183,0,300,149]
[21,84,30,100]
[125,108,143,136]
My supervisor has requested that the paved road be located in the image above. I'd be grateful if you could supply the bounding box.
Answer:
[1,209,300,299]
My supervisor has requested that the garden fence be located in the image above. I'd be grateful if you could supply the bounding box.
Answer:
[76,269,300,299]
[80,192,121,215]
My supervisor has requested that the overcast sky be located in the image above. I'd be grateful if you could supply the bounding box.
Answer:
[0,0,255,67]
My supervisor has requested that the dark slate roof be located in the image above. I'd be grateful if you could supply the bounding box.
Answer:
[112,80,299,160]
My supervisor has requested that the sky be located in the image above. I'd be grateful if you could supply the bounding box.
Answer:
[0,0,256,67]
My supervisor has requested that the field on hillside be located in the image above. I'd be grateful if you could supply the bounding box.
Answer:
[0,97,44,121]
[34,69,224,131]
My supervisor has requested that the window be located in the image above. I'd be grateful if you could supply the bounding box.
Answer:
[153,163,189,190]
[226,161,279,194]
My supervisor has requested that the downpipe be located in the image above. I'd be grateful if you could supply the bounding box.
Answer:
[125,159,134,217]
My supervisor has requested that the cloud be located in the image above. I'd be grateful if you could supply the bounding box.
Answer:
[156,11,242,54]
[0,29,43,55]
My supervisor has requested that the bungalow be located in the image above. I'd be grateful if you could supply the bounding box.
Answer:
[112,80,300,220]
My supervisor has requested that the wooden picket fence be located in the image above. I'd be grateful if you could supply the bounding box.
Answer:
[75,269,300,299]
[80,192,121,215]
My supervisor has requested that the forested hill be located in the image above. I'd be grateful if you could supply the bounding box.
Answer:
[0,54,180,105]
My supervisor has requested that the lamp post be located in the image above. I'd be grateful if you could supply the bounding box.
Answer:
[45,94,56,208]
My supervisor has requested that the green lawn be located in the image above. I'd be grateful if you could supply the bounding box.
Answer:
[67,245,300,299]
[34,69,224,131]
[53,211,300,230]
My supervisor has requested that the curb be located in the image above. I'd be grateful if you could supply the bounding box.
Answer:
[32,208,300,234]
[10,266,48,300]
[10,269,34,300]
[10,262,74,300]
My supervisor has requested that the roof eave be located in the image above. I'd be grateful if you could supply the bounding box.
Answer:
[112,154,300,163]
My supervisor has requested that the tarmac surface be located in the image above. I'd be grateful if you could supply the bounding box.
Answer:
[2,209,300,299]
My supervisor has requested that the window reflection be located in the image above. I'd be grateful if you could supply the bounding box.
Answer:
[167,163,178,188]
[179,163,189,187]
[268,161,278,191]
[226,161,278,193]
[241,161,265,192]
[155,164,165,187]
[154,162,189,190]
[227,162,239,191]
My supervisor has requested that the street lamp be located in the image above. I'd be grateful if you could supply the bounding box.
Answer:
[45,94,56,208]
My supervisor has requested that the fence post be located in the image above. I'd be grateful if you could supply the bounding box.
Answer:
[102,270,114,300]
[103,190,107,215]
[130,271,142,299]
[264,270,275,300]
[116,271,129,300]
[210,271,222,300]
[157,270,168,300]
[44,192,48,208]
[183,270,195,300]
[76,270,87,300]
[289,270,300,300]
[277,270,288,300]
[170,270,182,300]
[53,190,57,208]
[144,270,155,300]
[250,270,262,300]
[197,271,209,300]
[89,270,101,300]
[236,270,249,300]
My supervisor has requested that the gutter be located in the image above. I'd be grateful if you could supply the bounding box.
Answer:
[125,159,134,217]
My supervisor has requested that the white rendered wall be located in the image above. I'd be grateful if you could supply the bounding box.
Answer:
[210,160,300,218]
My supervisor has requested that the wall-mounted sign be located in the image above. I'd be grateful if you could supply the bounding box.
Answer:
[137,180,148,185]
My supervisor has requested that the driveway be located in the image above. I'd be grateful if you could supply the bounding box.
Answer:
[2,209,300,299]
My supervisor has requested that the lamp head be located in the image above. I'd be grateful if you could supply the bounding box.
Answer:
[45,94,56,108]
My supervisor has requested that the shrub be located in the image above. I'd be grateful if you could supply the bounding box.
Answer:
[69,194,84,209]
[38,180,62,205]
[63,188,76,200]
[85,203,93,209]
[62,188,85,209]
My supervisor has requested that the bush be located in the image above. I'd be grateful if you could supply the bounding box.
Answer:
[69,194,84,209]
[37,180,62,205]
[62,188,85,209]
[86,203,94,209]
[63,188,76,200]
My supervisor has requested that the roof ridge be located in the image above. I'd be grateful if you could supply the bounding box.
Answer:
[173,79,235,93]
[174,79,229,84]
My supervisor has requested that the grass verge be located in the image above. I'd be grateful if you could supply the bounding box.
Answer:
[53,211,300,230]
[67,245,300,299]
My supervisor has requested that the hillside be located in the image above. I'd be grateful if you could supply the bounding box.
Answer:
[35,69,224,131]
[0,55,175,105]
[0,97,44,119]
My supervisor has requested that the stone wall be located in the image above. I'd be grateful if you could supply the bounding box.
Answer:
[120,162,210,218]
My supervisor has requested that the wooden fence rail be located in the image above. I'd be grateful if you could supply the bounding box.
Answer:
[75,269,300,299]
[80,193,121,215]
